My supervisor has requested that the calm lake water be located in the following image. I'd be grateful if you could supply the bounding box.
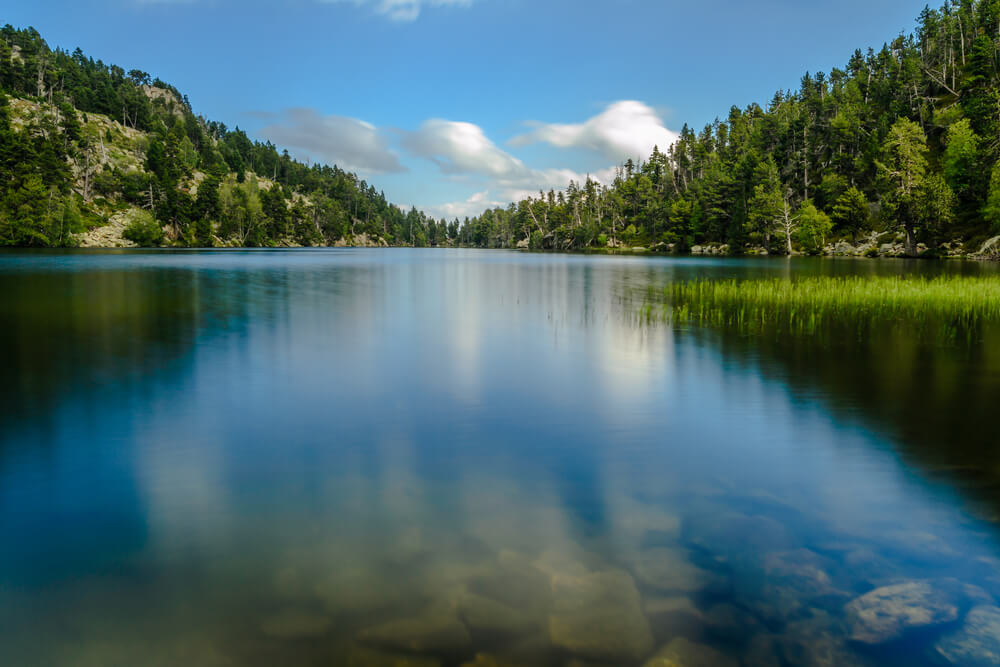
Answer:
[1,248,999,666]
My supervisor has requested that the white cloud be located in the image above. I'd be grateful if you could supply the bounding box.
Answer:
[402,119,528,179]
[258,108,405,174]
[510,100,678,162]
[403,118,632,219]
[423,190,507,220]
[324,0,475,22]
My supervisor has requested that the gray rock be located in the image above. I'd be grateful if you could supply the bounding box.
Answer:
[547,569,654,662]
[642,596,705,639]
[258,608,332,639]
[844,580,965,644]
[345,645,443,667]
[686,513,793,562]
[631,547,718,593]
[763,549,842,598]
[358,613,472,653]
[768,607,878,667]
[690,245,704,254]
[459,654,518,667]
[456,591,539,637]
[743,634,783,667]
[641,637,738,667]
[834,241,856,256]
[842,547,904,588]
[702,602,765,642]
[879,243,895,255]
[934,605,1000,666]
[466,550,551,614]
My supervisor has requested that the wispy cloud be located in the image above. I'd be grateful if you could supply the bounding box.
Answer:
[257,108,406,174]
[322,0,476,22]
[401,119,527,179]
[422,190,506,220]
[401,117,627,219]
[510,100,679,162]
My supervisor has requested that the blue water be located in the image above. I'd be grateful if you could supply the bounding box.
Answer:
[1,249,998,666]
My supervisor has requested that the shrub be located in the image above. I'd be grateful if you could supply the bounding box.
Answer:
[122,210,164,246]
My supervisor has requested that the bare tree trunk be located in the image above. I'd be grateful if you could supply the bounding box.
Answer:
[904,224,917,257]
[782,198,795,255]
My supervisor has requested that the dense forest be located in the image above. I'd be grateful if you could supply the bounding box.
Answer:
[461,0,1000,257]
[1,1,1000,253]
[0,23,452,248]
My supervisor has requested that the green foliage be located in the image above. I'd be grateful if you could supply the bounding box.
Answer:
[878,118,929,254]
[985,162,1000,233]
[831,187,869,240]
[122,210,164,246]
[669,276,1000,341]
[3,3,1000,252]
[456,3,1000,254]
[795,201,833,254]
[746,158,783,246]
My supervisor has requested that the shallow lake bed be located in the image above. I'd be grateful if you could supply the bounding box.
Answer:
[1,248,999,666]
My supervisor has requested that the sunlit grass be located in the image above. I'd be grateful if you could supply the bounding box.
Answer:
[664,276,1000,341]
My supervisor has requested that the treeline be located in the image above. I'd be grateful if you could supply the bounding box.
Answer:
[0,24,451,247]
[461,0,1000,256]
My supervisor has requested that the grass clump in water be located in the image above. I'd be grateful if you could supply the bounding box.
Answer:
[667,275,1000,341]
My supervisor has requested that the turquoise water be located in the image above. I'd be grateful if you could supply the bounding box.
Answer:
[1,249,998,666]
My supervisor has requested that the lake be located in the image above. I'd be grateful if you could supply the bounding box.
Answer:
[1,248,999,666]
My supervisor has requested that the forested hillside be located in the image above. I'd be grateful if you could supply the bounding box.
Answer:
[461,0,1000,258]
[2,2,1000,254]
[0,24,452,247]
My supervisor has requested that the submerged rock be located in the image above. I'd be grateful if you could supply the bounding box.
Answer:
[345,645,443,667]
[641,637,738,667]
[762,549,840,598]
[934,605,1000,666]
[844,580,964,644]
[456,591,539,637]
[258,608,332,639]
[841,547,904,588]
[685,513,793,562]
[642,596,705,637]
[548,569,654,662]
[777,609,868,667]
[459,653,518,667]
[357,612,472,654]
[466,550,551,613]
[631,547,718,594]
[702,602,765,643]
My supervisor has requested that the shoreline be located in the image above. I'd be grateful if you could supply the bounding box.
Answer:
[13,243,999,262]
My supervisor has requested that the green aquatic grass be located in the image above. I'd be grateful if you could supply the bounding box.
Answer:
[665,275,1000,341]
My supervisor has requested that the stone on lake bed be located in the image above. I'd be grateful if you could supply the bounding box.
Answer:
[456,591,540,637]
[934,606,1000,665]
[458,653,519,667]
[702,602,765,642]
[641,637,738,667]
[345,645,443,667]
[630,547,718,594]
[465,550,552,613]
[259,608,333,639]
[547,569,654,662]
[642,595,704,635]
[685,513,793,561]
[357,612,472,653]
[844,579,968,644]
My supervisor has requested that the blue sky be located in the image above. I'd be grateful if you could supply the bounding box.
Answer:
[6,0,925,219]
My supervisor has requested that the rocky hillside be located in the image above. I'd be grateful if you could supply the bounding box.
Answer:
[0,24,453,248]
